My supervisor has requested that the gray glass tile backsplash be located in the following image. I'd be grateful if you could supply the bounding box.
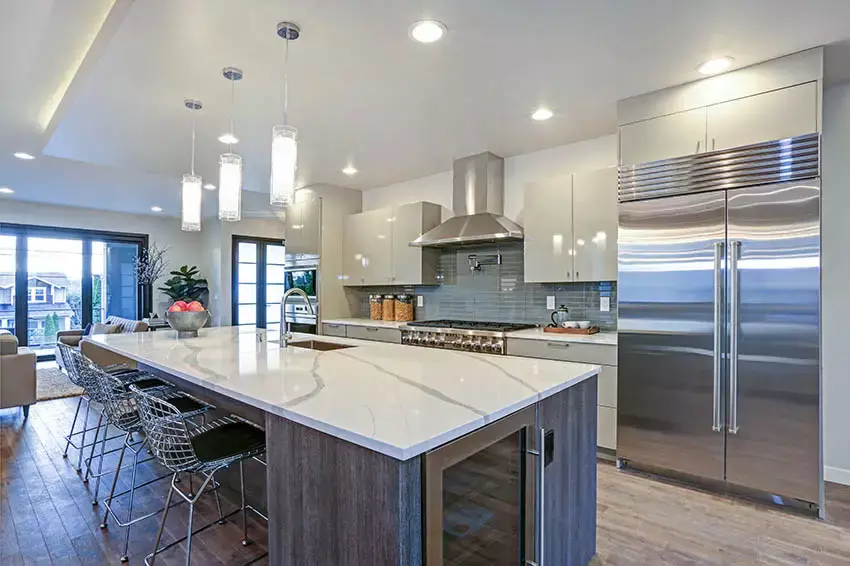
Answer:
[350,243,617,329]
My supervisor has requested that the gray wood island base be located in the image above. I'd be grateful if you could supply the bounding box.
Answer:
[87,327,600,566]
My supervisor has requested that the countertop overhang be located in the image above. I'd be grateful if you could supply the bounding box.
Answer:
[87,327,599,461]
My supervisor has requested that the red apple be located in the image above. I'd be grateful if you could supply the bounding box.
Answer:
[187,301,205,312]
[169,301,188,312]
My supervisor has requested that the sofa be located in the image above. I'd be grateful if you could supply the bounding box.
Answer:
[56,316,148,370]
[0,330,37,418]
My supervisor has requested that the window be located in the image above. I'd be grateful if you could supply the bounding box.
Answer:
[29,287,47,303]
[231,235,288,333]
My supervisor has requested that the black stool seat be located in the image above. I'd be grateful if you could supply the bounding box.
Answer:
[191,419,266,467]
[130,377,171,391]
[169,396,210,416]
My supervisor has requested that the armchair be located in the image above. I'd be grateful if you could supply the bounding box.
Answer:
[0,330,37,418]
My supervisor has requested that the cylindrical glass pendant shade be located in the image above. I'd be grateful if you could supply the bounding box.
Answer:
[219,153,242,221]
[270,125,298,206]
[181,174,203,231]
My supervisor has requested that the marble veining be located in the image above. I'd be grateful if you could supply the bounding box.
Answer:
[87,327,599,460]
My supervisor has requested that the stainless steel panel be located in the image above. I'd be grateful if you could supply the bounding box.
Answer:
[617,191,726,480]
[618,133,819,202]
[724,181,820,504]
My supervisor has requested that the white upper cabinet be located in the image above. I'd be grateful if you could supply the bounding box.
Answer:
[524,175,574,284]
[572,168,618,282]
[284,196,321,256]
[619,107,707,166]
[706,82,818,152]
[343,202,441,286]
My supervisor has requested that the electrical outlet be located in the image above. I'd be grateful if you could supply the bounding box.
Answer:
[546,296,556,310]
[417,295,424,308]
[600,297,610,312]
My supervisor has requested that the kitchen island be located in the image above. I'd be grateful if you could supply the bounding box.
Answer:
[87,326,599,566]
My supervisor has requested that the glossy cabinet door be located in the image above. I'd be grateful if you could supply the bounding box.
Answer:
[523,175,574,283]
[284,196,321,256]
[706,82,818,152]
[391,202,440,285]
[359,208,394,286]
[572,167,618,282]
[342,213,365,286]
[619,107,707,166]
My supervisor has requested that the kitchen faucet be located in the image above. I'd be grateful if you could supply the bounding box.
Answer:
[280,288,316,347]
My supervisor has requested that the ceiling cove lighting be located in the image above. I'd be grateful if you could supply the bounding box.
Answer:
[270,22,301,208]
[0,187,14,194]
[181,99,204,232]
[698,57,733,75]
[531,107,554,121]
[13,152,35,160]
[342,165,358,176]
[219,67,244,222]
[410,20,447,43]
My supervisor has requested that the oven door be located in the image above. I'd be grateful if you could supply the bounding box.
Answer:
[425,405,538,566]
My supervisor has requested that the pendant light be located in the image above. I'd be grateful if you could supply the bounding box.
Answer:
[270,22,300,207]
[219,67,243,221]
[181,99,203,232]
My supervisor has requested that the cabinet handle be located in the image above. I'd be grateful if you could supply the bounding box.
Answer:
[712,138,716,151]
[366,327,379,333]
[696,140,701,153]
[326,324,340,329]
[527,427,547,566]
[575,271,579,279]
[546,342,570,349]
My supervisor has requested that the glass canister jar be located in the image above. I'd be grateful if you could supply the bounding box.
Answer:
[395,294,414,322]
[369,295,383,320]
[382,295,395,321]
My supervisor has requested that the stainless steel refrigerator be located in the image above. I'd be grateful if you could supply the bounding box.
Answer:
[616,133,822,511]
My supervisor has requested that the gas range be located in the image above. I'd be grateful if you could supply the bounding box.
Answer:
[400,320,537,355]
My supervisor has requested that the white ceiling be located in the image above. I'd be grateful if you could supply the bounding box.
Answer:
[4,0,850,217]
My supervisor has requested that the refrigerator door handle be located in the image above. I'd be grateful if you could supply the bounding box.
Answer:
[712,241,724,432]
[729,240,742,434]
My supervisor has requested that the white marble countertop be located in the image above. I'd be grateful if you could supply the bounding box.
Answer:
[507,327,618,346]
[87,327,598,461]
[322,318,406,329]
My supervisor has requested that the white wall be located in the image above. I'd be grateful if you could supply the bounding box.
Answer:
[821,80,850,485]
[0,200,206,315]
[361,135,618,220]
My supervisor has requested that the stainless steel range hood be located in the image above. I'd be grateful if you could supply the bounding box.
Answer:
[411,152,523,247]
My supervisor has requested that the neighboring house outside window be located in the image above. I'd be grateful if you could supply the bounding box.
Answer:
[29,287,47,303]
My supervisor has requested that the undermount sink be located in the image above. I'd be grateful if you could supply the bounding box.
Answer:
[287,340,353,352]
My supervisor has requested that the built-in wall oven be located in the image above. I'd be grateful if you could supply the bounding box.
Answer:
[283,257,319,334]
[425,404,544,566]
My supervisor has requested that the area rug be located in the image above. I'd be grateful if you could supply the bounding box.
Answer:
[37,367,83,401]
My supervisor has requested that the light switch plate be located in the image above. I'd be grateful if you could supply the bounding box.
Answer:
[417,295,424,308]
[600,297,610,312]
[546,296,556,310]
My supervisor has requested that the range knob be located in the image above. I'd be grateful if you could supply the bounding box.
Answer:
[489,341,504,354]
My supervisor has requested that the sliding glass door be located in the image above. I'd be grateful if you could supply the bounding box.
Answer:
[232,236,287,330]
[0,223,147,360]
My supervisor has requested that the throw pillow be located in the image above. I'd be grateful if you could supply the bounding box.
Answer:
[84,323,93,336]
[91,323,122,335]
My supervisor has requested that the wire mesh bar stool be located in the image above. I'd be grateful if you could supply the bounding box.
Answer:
[65,345,175,495]
[133,385,268,566]
[57,342,147,475]
[83,358,215,563]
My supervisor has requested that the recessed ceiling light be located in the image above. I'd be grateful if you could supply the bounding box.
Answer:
[150,206,163,212]
[13,152,34,160]
[697,57,733,75]
[218,133,239,144]
[531,107,554,121]
[0,187,14,194]
[410,20,447,43]
[342,165,358,176]
[203,183,216,191]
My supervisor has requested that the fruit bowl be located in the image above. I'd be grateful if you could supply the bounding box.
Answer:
[165,303,209,338]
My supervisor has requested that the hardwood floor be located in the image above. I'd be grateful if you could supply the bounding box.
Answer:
[0,397,269,565]
[4,397,850,565]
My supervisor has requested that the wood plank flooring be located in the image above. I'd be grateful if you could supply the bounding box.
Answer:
[4,397,850,565]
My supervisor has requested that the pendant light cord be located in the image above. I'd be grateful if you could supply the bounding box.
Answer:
[283,31,290,125]
[229,77,236,152]
[190,108,196,175]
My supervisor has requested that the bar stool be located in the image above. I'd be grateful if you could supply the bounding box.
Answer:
[57,342,148,475]
[83,358,215,563]
[65,346,174,492]
[133,385,267,566]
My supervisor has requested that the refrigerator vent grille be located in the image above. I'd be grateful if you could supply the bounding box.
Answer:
[618,133,819,202]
